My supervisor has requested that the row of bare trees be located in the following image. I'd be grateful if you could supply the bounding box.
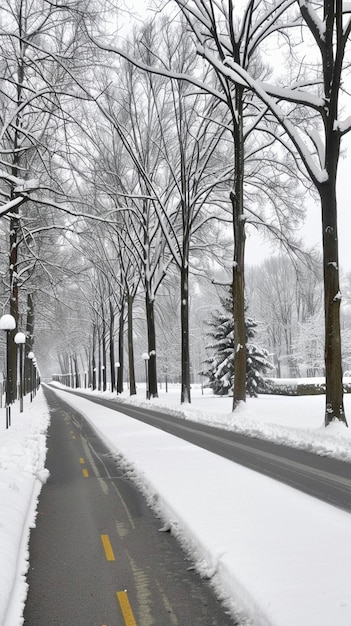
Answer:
[0,0,350,427]
[106,0,351,426]
[0,0,87,399]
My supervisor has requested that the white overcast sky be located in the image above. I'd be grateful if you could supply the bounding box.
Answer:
[246,133,351,273]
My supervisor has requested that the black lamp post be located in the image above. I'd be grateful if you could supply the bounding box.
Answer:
[27,351,34,401]
[14,332,25,413]
[115,362,120,394]
[32,356,38,397]
[142,352,150,399]
[0,314,16,428]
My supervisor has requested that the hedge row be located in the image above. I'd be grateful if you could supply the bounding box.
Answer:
[259,378,351,396]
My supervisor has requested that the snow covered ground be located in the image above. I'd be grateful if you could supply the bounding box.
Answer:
[1,383,351,625]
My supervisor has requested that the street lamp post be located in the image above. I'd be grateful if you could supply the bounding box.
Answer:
[142,352,150,399]
[32,356,38,397]
[101,364,106,392]
[115,362,120,394]
[27,351,34,401]
[14,332,25,413]
[0,314,16,428]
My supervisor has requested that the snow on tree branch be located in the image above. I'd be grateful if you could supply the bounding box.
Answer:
[298,0,326,46]
[85,36,226,103]
[193,49,327,183]
[334,116,351,135]
[0,172,40,217]
[306,128,325,168]
[0,196,27,218]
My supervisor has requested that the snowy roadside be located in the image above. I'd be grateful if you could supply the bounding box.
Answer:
[0,391,50,626]
[62,382,351,462]
[0,383,350,625]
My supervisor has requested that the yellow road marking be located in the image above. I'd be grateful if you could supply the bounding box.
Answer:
[82,468,89,478]
[101,534,115,561]
[116,591,137,626]
[79,457,85,464]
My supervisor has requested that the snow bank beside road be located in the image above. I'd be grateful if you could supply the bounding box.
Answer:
[0,392,49,626]
[64,384,351,462]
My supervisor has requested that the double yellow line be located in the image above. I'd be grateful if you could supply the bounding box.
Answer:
[101,534,115,561]
[80,457,89,477]
[116,591,137,626]
[100,534,137,625]
[77,455,138,624]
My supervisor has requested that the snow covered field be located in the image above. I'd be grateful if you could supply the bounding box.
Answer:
[1,383,351,625]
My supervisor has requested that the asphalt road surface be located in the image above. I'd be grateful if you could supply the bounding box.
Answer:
[59,386,351,513]
[24,386,237,626]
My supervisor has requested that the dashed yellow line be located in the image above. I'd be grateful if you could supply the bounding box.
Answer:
[101,534,115,561]
[79,457,85,464]
[117,591,137,626]
[70,430,76,440]
[82,468,89,478]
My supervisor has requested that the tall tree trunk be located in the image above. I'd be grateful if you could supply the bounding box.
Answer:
[180,263,191,403]
[86,347,92,387]
[98,327,102,391]
[320,177,346,425]
[231,85,246,410]
[145,291,158,398]
[58,355,64,378]
[127,293,136,396]
[73,354,79,388]
[109,299,115,392]
[319,4,347,426]
[177,84,192,405]
[117,300,124,394]
[24,294,34,395]
[9,216,19,403]
[101,310,107,392]
[63,354,69,383]
[69,355,74,387]
[8,43,25,403]
[92,323,97,390]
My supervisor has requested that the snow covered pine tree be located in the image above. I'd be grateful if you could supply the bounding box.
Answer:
[203,292,272,397]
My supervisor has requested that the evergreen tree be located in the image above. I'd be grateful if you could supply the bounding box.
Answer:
[203,292,272,397]
[245,317,273,397]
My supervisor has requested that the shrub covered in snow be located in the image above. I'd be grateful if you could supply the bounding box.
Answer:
[202,291,273,396]
[260,377,351,395]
